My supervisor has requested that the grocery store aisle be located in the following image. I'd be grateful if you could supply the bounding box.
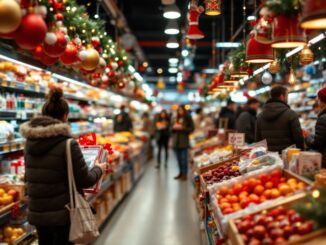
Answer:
[94,150,202,245]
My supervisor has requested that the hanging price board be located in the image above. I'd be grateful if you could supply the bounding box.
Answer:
[228,133,245,146]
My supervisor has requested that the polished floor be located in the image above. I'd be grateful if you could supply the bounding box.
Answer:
[94,149,202,245]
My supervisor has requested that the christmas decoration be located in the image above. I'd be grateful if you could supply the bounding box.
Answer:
[44,31,68,57]
[269,59,281,74]
[187,4,205,39]
[300,46,314,65]
[205,0,221,16]
[246,34,273,63]
[15,13,47,50]
[32,45,44,59]
[266,0,302,16]
[0,0,22,34]
[79,46,100,71]
[40,53,58,66]
[261,71,273,84]
[254,13,273,44]
[288,68,296,85]
[34,5,48,19]
[118,81,125,90]
[59,41,78,65]
[301,0,326,29]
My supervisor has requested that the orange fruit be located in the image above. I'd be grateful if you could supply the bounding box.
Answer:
[223,207,234,215]
[233,184,243,195]
[239,191,249,199]
[297,182,305,190]
[232,203,241,211]
[219,198,228,204]
[254,185,265,195]
[270,188,281,199]
[289,183,297,191]
[279,183,292,195]
[219,186,229,196]
[249,194,260,203]
[248,178,258,189]
[260,195,267,203]
[265,181,274,189]
[263,189,272,199]
[229,195,239,203]
[287,178,297,185]
[220,202,231,210]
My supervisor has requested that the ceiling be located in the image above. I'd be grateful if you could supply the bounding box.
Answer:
[83,0,256,87]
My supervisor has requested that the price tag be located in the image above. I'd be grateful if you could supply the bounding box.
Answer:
[228,133,245,146]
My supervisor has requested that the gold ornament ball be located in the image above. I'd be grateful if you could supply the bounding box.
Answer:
[0,0,22,34]
[300,46,314,65]
[269,60,281,74]
[81,47,100,71]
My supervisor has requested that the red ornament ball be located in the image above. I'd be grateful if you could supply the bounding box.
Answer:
[117,60,124,66]
[32,45,44,59]
[44,31,67,57]
[55,13,63,21]
[109,71,115,77]
[15,13,47,50]
[60,42,78,65]
[40,53,58,66]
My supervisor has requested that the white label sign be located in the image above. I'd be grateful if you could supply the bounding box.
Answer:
[228,133,245,146]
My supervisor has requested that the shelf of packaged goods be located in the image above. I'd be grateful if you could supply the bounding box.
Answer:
[0,109,37,121]
[0,139,25,155]
[0,203,27,227]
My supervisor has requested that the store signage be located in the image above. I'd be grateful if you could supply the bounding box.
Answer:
[228,133,245,146]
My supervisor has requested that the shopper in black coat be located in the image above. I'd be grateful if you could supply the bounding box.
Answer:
[154,110,170,168]
[236,98,259,144]
[171,105,194,180]
[256,85,304,152]
[20,88,107,245]
[306,87,326,167]
[113,105,133,132]
[218,100,236,129]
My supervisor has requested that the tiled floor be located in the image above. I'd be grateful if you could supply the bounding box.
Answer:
[94,150,202,245]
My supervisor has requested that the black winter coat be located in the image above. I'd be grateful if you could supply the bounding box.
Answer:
[255,98,304,152]
[154,117,170,143]
[219,107,236,129]
[171,115,194,148]
[306,108,326,167]
[236,108,257,144]
[113,112,133,132]
[20,116,102,226]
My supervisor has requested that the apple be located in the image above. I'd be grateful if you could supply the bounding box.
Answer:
[270,228,284,239]
[248,238,261,245]
[288,234,301,241]
[298,222,313,235]
[262,237,273,245]
[240,234,248,243]
[259,173,270,184]
[246,228,254,239]
[290,214,304,223]
[238,220,251,233]
[275,237,286,244]
[253,225,266,239]
[271,169,281,179]
[267,222,280,230]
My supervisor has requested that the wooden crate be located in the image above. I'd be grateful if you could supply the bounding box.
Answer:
[228,192,326,245]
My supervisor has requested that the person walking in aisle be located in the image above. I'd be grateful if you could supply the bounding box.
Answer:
[171,105,194,180]
[306,87,326,167]
[256,85,304,152]
[20,88,108,245]
[113,105,133,132]
[154,110,171,168]
[218,99,236,129]
[236,98,260,144]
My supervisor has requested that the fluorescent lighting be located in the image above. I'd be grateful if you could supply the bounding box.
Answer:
[182,50,189,57]
[168,68,178,73]
[164,20,180,35]
[134,72,143,82]
[0,54,44,71]
[203,68,219,74]
[168,58,178,64]
[216,42,241,48]
[169,77,176,82]
[166,36,179,48]
[163,4,181,19]
[247,16,256,21]
[128,65,136,73]
[286,46,304,58]
[308,33,325,44]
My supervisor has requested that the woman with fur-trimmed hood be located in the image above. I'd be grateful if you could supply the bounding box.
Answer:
[20,88,107,245]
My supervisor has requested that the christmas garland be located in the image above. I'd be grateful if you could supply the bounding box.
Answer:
[265,0,302,16]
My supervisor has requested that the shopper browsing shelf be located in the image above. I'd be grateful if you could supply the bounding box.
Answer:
[20,88,107,245]
[154,110,171,168]
[236,98,260,144]
[113,105,133,132]
[306,87,326,167]
[171,105,194,180]
[255,85,304,152]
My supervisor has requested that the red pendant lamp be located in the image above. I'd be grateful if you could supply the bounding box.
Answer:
[246,34,273,64]
[301,0,326,29]
[272,15,306,48]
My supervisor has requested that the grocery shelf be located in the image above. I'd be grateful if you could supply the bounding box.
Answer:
[0,139,25,155]
[0,109,37,120]
[0,203,27,227]
[12,222,35,245]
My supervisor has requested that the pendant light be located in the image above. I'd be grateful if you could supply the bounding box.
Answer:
[205,0,221,16]
[288,68,296,85]
[272,15,306,48]
[246,34,273,64]
[164,20,180,35]
[163,4,181,19]
[301,0,326,29]
[166,36,179,48]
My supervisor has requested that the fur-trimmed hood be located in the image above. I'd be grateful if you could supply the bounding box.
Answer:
[20,116,71,156]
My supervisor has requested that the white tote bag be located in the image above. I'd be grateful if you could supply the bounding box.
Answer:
[66,139,99,244]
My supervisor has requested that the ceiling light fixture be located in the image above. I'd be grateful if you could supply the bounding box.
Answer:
[168,58,178,64]
[163,4,181,19]
[157,68,163,74]
[166,36,179,48]
[216,42,242,48]
[168,67,178,73]
[164,20,180,35]
[182,50,189,57]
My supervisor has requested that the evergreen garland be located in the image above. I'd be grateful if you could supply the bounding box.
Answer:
[265,0,302,16]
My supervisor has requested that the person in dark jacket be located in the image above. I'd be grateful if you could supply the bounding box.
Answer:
[171,105,194,180]
[306,87,326,167]
[256,85,304,152]
[236,98,260,144]
[154,110,170,168]
[218,99,236,129]
[113,105,133,132]
[20,88,107,245]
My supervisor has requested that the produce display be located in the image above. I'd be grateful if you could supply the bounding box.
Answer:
[0,225,25,244]
[215,170,307,215]
[233,205,314,245]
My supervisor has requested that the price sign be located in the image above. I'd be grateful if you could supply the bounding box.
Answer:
[228,133,245,146]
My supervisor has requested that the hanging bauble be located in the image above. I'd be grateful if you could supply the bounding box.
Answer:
[118,81,125,90]
[96,57,107,72]
[301,0,326,29]
[44,31,67,57]
[299,46,314,65]
[187,4,205,39]
[269,60,281,74]
[32,45,44,59]
[20,0,30,8]
[0,31,17,39]
[15,14,47,50]
[205,0,221,16]
[40,53,58,66]
[305,65,315,75]
[109,70,115,77]
[261,71,273,85]
[0,0,22,34]
[79,46,100,71]
[55,13,64,21]
[91,37,101,47]
[92,73,101,79]
[34,6,47,19]
[59,42,78,65]
[117,60,124,67]
[111,62,118,70]
[101,75,109,82]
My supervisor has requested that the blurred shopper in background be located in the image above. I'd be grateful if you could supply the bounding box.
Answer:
[218,99,236,129]
[306,87,326,167]
[256,85,304,152]
[154,110,170,169]
[236,98,260,144]
[171,105,194,180]
[114,105,133,132]
[308,102,320,119]
[193,108,204,130]
[142,112,154,161]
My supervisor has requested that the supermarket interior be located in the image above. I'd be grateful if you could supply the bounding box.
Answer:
[0,0,326,245]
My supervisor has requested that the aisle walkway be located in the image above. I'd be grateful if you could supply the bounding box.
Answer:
[94,150,202,245]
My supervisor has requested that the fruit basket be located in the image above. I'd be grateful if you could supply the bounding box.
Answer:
[228,193,326,245]
[0,224,26,245]
[209,167,313,236]
[0,185,24,215]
